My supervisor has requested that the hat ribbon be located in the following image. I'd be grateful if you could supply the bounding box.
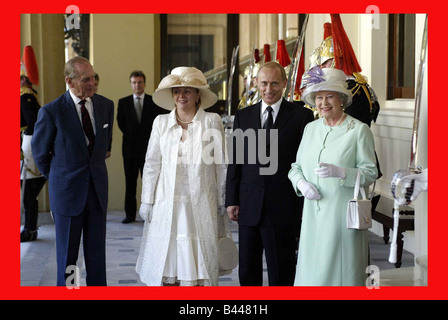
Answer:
[164,73,207,88]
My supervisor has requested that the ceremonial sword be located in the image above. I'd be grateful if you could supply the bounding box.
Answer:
[285,14,309,102]
[389,14,428,264]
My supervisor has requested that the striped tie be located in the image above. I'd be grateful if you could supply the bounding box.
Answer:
[80,99,95,155]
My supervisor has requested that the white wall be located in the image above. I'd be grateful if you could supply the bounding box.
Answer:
[360,13,428,257]
[89,14,160,211]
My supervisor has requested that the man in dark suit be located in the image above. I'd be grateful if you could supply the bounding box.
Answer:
[117,71,168,223]
[226,61,314,286]
[32,56,114,286]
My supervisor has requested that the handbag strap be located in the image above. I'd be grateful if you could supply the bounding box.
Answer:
[354,169,367,200]
[222,214,233,238]
[369,181,376,200]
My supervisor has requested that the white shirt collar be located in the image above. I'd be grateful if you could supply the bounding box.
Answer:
[261,98,282,121]
[133,93,145,100]
[69,89,92,106]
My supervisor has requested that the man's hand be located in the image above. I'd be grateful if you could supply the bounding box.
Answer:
[227,205,240,221]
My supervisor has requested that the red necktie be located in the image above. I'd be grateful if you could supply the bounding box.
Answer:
[79,99,95,155]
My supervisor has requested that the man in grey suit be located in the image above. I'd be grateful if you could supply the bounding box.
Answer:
[32,56,114,286]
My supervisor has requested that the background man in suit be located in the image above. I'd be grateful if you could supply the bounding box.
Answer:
[226,61,314,286]
[117,71,168,223]
[32,56,114,286]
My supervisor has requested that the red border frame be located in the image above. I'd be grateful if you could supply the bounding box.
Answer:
[6,1,442,300]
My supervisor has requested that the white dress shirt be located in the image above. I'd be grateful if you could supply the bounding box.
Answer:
[69,90,96,143]
[260,99,282,128]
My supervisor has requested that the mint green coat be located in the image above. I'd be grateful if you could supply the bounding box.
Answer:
[288,115,378,286]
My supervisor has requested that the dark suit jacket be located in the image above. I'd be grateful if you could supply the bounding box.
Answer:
[225,99,314,227]
[31,91,114,216]
[117,94,168,160]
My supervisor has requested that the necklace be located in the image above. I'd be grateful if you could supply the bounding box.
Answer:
[175,109,195,124]
[176,115,193,124]
[325,112,346,127]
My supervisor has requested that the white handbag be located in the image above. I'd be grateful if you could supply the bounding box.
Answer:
[217,213,238,275]
[347,170,372,230]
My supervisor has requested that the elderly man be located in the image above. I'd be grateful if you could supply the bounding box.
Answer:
[32,56,114,286]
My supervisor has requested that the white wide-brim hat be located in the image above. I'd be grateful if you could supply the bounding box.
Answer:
[153,66,218,110]
[301,67,352,108]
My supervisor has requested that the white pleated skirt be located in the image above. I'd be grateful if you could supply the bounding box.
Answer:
[162,141,210,286]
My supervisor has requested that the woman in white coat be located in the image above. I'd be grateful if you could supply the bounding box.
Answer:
[136,67,226,286]
[288,67,378,285]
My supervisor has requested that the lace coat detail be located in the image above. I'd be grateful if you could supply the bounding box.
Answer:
[136,108,227,286]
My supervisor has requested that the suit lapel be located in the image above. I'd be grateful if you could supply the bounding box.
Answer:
[128,95,140,125]
[92,94,104,146]
[273,99,291,129]
[141,93,150,120]
[251,102,262,129]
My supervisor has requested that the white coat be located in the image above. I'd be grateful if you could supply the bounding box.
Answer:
[136,108,226,286]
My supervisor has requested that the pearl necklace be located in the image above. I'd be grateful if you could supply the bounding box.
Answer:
[175,109,195,124]
[176,115,193,124]
[325,113,346,127]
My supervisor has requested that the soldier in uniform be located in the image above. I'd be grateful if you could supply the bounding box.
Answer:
[20,74,46,242]
[301,14,383,189]
[311,16,380,127]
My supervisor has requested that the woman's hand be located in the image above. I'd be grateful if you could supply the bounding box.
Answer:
[297,179,321,200]
[314,162,346,179]
[139,203,153,222]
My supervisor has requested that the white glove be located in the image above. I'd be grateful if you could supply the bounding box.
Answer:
[139,203,153,222]
[314,162,346,179]
[218,205,226,216]
[401,168,428,201]
[297,179,321,200]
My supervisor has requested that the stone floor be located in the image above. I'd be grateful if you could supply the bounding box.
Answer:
[20,210,415,287]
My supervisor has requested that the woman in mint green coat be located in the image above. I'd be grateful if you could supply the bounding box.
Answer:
[288,67,378,286]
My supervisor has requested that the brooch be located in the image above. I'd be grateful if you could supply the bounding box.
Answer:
[346,120,355,132]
